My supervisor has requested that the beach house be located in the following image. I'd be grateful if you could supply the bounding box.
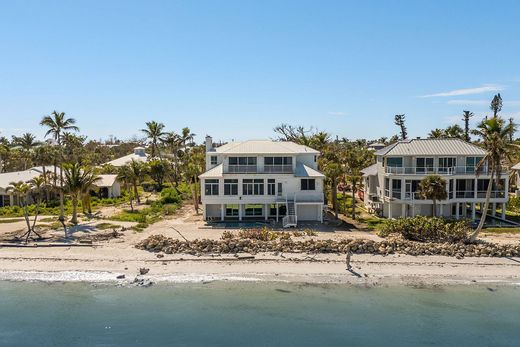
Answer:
[199,137,325,227]
[362,138,509,220]
[104,147,149,167]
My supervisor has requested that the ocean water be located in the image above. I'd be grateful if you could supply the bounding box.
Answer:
[0,281,518,346]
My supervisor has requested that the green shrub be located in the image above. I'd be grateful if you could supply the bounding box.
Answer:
[160,188,181,204]
[378,216,470,243]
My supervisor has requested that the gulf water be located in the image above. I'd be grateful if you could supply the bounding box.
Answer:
[0,281,518,346]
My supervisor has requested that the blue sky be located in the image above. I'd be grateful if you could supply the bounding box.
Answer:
[1,0,520,143]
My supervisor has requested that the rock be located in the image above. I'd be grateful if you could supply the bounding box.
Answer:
[156,254,164,258]
[116,274,125,279]
[139,268,150,275]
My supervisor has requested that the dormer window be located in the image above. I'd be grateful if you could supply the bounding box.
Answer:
[210,156,217,165]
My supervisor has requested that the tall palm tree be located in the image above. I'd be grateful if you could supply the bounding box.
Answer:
[470,117,517,241]
[117,164,135,212]
[28,175,46,232]
[141,121,166,158]
[428,128,445,139]
[12,133,41,170]
[184,146,205,213]
[128,159,147,203]
[40,111,79,228]
[0,141,10,173]
[418,175,447,217]
[6,181,37,242]
[63,163,100,225]
[462,110,474,142]
[394,114,408,140]
[343,142,374,219]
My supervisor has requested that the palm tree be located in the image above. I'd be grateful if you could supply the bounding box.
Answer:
[117,165,135,212]
[343,142,374,219]
[128,159,147,203]
[63,163,100,225]
[184,146,205,213]
[28,175,46,232]
[394,114,407,140]
[141,121,166,158]
[12,133,41,169]
[462,110,474,142]
[428,128,445,139]
[0,141,10,173]
[470,116,517,241]
[6,181,38,242]
[40,111,79,228]
[418,175,447,217]
[444,124,464,139]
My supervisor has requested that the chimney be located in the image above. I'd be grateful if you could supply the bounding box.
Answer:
[205,135,213,152]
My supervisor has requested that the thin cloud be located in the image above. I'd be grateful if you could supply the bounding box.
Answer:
[328,111,345,116]
[419,84,504,98]
[447,99,520,106]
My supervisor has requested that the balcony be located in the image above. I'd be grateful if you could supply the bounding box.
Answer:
[385,166,492,175]
[385,189,506,201]
[263,165,293,173]
[226,165,258,173]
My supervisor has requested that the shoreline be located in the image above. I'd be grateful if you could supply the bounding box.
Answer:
[0,252,519,287]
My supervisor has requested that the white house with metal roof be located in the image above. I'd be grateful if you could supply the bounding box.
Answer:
[199,136,325,227]
[362,138,509,220]
[104,147,148,167]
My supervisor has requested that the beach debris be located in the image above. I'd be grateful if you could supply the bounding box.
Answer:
[139,268,150,275]
[116,274,125,279]
[133,276,153,287]
[156,254,164,258]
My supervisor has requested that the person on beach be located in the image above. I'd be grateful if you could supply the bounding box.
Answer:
[346,247,353,271]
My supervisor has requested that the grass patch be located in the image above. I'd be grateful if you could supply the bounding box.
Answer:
[482,227,520,234]
[95,222,121,230]
[357,216,386,230]
[108,202,179,231]
[0,218,23,224]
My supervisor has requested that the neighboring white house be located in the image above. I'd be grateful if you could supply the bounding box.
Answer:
[362,138,509,220]
[199,136,325,227]
[0,168,121,207]
[96,174,121,198]
[104,147,149,167]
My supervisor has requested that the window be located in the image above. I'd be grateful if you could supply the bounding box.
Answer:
[438,157,456,173]
[314,155,317,162]
[392,179,402,199]
[243,179,264,195]
[229,157,256,165]
[225,204,239,217]
[224,179,238,195]
[386,157,403,167]
[228,157,257,173]
[301,179,316,191]
[245,204,263,216]
[264,157,292,172]
[416,157,434,173]
[466,156,484,173]
[267,179,276,195]
[210,156,217,165]
[204,179,219,195]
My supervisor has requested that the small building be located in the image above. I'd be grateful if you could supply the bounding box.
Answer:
[362,138,509,220]
[95,175,121,198]
[199,136,325,227]
[104,147,149,167]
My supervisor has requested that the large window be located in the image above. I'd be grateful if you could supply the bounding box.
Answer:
[264,157,292,173]
[416,157,434,173]
[210,156,217,165]
[267,179,276,195]
[245,204,263,216]
[204,179,219,196]
[243,179,264,195]
[228,157,257,173]
[438,157,456,173]
[466,156,484,173]
[225,204,239,217]
[386,157,403,167]
[224,179,238,195]
[301,179,316,191]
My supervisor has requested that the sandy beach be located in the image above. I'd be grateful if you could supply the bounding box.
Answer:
[0,205,519,286]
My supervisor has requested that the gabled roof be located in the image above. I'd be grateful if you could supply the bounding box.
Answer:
[361,164,378,177]
[375,138,486,156]
[95,175,118,188]
[214,140,320,155]
[0,169,43,189]
[294,163,325,178]
[199,164,223,179]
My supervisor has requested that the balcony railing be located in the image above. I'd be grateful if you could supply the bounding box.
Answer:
[385,166,492,175]
[225,165,293,174]
[385,189,506,201]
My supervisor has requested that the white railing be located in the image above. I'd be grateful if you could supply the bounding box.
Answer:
[224,165,293,174]
[263,165,293,173]
[385,166,492,175]
[283,215,297,228]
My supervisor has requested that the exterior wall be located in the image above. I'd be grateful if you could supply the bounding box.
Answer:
[296,205,320,221]
[205,204,221,218]
[110,181,121,198]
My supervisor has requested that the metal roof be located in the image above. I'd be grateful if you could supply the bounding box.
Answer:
[95,175,118,188]
[361,163,378,176]
[104,152,148,167]
[199,164,223,179]
[294,163,325,178]
[375,138,486,156]
[214,140,320,155]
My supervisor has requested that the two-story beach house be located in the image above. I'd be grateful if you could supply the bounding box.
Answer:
[362,138,509,221]
[199,137,325,227]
